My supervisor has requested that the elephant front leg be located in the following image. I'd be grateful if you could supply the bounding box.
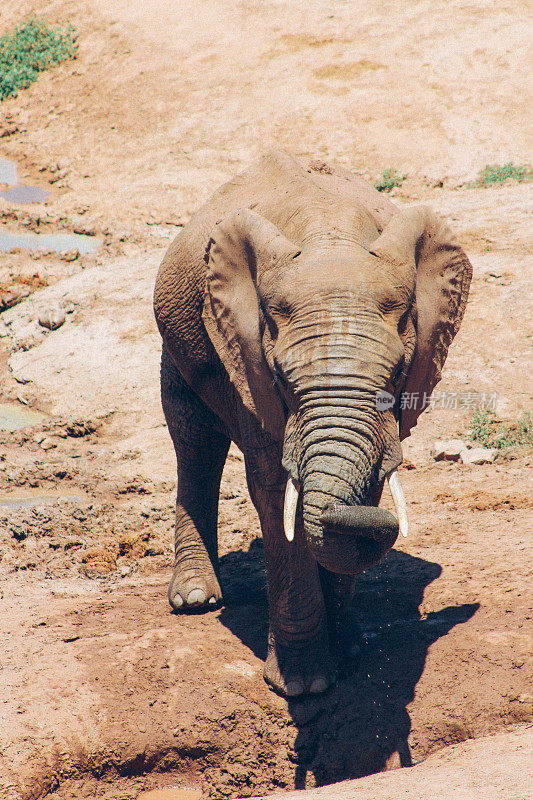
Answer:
[162,352,230,611]
[249,483,336,697]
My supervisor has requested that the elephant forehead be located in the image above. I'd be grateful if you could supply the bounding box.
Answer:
[291,248,380,285]
[275,250,409,313]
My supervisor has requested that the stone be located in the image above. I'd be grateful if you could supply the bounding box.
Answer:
[460,447,497,465]
[0,285,31,311]
[40,438,57,451]
[60,249,79,262]
[433,439,468,461]
[38,308,66,330]
[73,222,97,236]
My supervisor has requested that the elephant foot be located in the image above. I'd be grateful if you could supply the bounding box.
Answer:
[168,563,222,612]
[263,634,336,697]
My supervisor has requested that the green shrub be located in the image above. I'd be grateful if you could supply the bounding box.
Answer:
[469,162,533,188]
[469,409,533,451]
[374,168,406,193]
[0,17,78,101]
[469,408,494,447]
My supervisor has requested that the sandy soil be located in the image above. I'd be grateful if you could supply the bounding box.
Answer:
[0,1,531,798]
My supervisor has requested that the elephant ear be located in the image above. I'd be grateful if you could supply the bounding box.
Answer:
[202,208,300,441]
[370,206,472,439]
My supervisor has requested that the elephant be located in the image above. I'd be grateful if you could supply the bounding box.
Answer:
[153,151,472,697]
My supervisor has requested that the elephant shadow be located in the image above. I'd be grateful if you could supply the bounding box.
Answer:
[218,541,479,788]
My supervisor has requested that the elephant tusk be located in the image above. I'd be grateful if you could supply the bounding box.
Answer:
[387,469,408,538]
[283,477,300,542]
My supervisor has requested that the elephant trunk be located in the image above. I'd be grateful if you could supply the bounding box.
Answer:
[319,504,399,572]
[293,397,401,573]
[279,311,407,572]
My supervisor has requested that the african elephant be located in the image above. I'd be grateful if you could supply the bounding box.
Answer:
[153,151,472,697]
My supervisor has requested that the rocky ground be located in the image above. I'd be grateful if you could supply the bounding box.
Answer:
[0,1,531,798]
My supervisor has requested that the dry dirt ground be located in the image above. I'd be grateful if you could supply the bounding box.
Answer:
[0,1,531,798]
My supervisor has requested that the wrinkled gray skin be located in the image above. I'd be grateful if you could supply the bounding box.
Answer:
[154,152,472,697]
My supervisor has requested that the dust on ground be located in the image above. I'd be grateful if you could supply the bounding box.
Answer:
[0,1,531,798]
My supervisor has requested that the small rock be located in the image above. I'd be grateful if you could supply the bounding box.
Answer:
[60,249,79,262]
[40,438,57,450]
[73,223,97,236]
[38,308,66,330]
[0,285,31,311]
[433,439,467,461]
[460,447,497,465]
[120,565,132,577]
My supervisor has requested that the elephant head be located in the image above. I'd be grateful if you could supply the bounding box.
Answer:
[202,199,471,574]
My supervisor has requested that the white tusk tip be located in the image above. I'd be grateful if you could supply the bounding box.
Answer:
[283,477,299,543]
[386,469,409,538]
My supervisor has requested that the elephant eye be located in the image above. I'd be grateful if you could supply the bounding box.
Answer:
[397,308,412,336]
[271,299,291,319]
[392,355,406,384]
[273,356,289,387]
[273,357,284,379]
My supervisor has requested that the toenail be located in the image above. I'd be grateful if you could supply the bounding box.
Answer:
[285,680,304,696]
[187,589,206,605]
[172,594,183,608]
[208,596,217,605]
[309,676,328,694]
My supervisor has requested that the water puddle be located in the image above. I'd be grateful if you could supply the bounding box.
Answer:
[0,230,102,255]
[0,492,87,509]
[1,155,102,251]
[0,156,17,184]
[0,403,45,431]
[0,155,50,204]
[0,185,49,204]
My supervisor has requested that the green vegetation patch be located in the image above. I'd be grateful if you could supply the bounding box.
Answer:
[469,162,533,188]
[374,168,406,193]
[0,17,78,101]
[469,409,533,452]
